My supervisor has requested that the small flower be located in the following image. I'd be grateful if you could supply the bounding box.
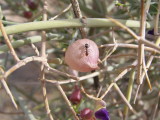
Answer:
[147,29,154,35]
[27,0,38,10]
[80,108,94,120]
[69,85,82,105]
[23,11,32,19]
[95,100,106,110]
[95,108,110,120]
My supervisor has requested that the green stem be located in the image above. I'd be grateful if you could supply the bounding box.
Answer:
[0,33,68,54]
[0,18,154,37]
[2,20,19,25]
[124,70,135,120]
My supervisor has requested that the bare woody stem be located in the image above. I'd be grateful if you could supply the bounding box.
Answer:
[0,20,20,62]
[100,83,136,114]
[1,78,18,109]
[0,21,19,109]
[70,0,87,38]
[137,0,146,85]
[100,43,160,54]
[154,0,160,35]
[4,57,46,78]
[134,0,149,103]
[49,4,72,20]
[104,18,160,53]
[46,69,106,85]
[40,1,54,120]
[56,83,79,120]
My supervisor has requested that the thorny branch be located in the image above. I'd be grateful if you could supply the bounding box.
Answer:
[0,21,20,109]
[0,21,20,62]
[56,83,79,120]
[70,0,87,38]
[39,1,54,120]
[0,67,18,109]
[135,0,149,103]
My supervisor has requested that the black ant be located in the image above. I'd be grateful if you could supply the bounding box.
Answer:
[84,43,89,56]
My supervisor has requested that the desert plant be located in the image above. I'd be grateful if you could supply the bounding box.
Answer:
[0,0,160,120]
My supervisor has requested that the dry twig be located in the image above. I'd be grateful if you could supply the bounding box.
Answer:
[4,56,47,78]
[31,44,40,56]
[45,69,106,85]
[80,85,101,101]
[102,30,118,62]
[56,83,79,120]
[100,43,160,54]
[49,4,72,20]
[70,0,87,38]
[0,21,19,109]
[0,20,20,62]
[39,1,54,120]
[100,83,136,114]
[135,0,152,103]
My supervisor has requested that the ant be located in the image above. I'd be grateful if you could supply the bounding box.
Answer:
[84,43,89,56]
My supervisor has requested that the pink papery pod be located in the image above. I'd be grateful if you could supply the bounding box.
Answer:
[65,39,99,72]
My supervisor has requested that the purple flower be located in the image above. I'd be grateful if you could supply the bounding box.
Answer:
[95,108,109,120]
[147,29,154,35]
